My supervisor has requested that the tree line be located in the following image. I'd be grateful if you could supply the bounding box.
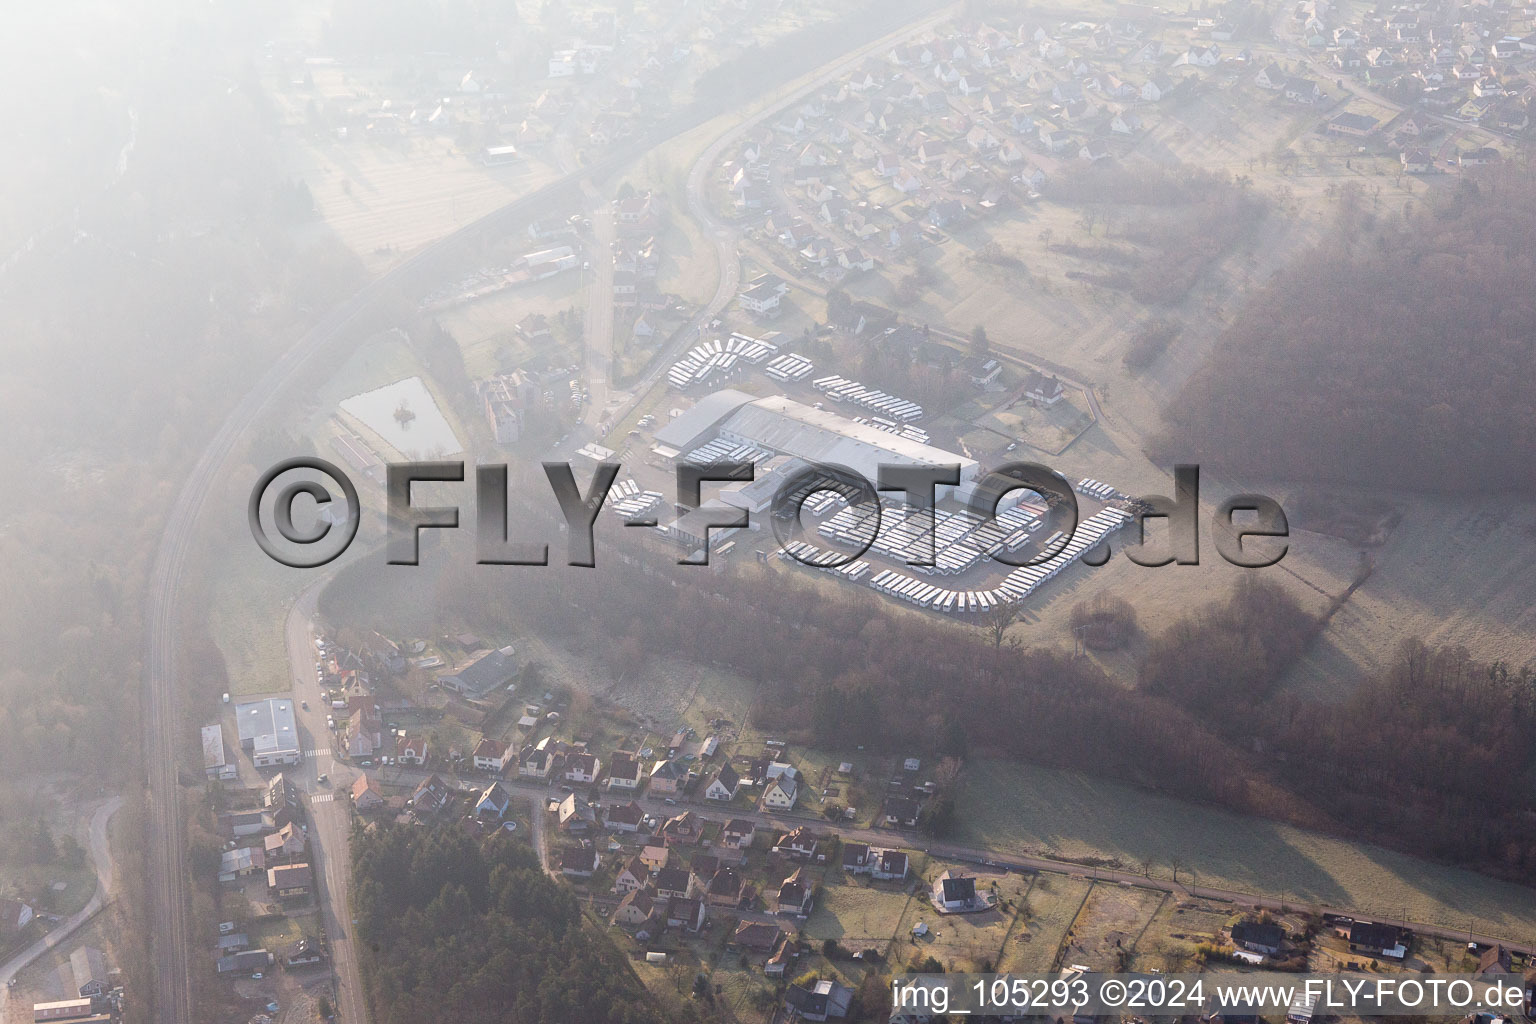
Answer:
[384,544,1536,881]
[1158,162,1536,492]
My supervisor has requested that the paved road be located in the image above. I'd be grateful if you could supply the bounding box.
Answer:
[283,584,368,1024]
[0,798,123,1005]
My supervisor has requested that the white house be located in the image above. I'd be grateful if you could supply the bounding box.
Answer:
[564,752,601,784]
[704,764,742,801]
[762,772,798,810]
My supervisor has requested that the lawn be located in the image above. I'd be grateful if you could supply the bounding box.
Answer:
[894,861,1031,973]
[1130,895,1240,972]
[0,859,98,919]
[803,882,915,949]
[1055,882,1167,972]
[997,872,1093,973]
[958,759,1536,944]
[434,273,585,380]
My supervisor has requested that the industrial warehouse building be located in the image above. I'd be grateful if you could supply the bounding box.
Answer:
[652,390,980,501]
[235,698,301,767]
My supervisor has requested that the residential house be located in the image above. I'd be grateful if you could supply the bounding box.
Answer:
[1023,370,1066,404]
[706,866,747,908]
[351,773,384,812]
[1348,921,1408,959]
[472,737,514,773]
[474,782,511,820]
[267,863,313,899]
[639,843,669,874]
[613,857,651,894]
[263,822,307,862]
[655,865,695,900]
[283,938,326,969]
[665,896,707,933]
[733,920,784,953]
[1231,919,1286,955]
[605,800,646,833]
[842,842,872,874]
[1283,77,1321,103]
[776,867,815,917]
[883,795,921,829]
[559,845,600,878]
[1401,148,1436,173]
[761,770,799,810]
[557,793,596,833]
[411,775,452,815]
[1040,126,1074,152]
[1079,140,1111,162]
[519,745,555,780]
[611,888,654,926]
[68,947,109,998]
[395,733,429,767]
[661,810,703,846]
[704,764,742,801]
[773,826,823,862]
[871,849,911,881]
[721,818,756,850]
[785,979,854,1021]
[436,646,517,698]
[766,940,798,978]
[564,752,601,785]
[932,870,988,913]
[1142,74,1175,101]
[606,754,643,790]
[1477,944,1514,975]
[1256,64,1287,90]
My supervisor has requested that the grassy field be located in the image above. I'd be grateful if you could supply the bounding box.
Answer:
[997,871,1093,973]
[893,860,1032,973]
[284,133,561,274]
[803,883,916,949]
[434,274,585,380]
[206,539,308,697]
[958,759,1536,943]
[1131,894,1240,972]
[1278,493,1536,698]
[1056,882,1167,971]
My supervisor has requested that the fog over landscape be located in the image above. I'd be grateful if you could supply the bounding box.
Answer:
[1,2,1535,1024]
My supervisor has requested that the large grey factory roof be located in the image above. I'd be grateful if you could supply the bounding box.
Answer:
[654,389,757,450]
[235,698,300,758]
[722,395,978,480]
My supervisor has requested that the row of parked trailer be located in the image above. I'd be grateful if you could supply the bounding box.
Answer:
[856,507,1132,613]
[608,478,665,524]
[851,415,930,444]
[766,352,814,381]
[810,375,923,421]
[816,499,1047,577]
[683,438,772,466]
[778,541,871,580]
[667,333,777,390]
[1075,477,1118,501]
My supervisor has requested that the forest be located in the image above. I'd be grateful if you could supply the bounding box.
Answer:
[1158,161,1536,492]
[318,536,1536,882]
[352,824,679,1024]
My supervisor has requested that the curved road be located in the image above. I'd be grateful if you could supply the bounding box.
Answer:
[0,798,123,1005]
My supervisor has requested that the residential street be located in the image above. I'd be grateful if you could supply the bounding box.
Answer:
[285,583,368,1024]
